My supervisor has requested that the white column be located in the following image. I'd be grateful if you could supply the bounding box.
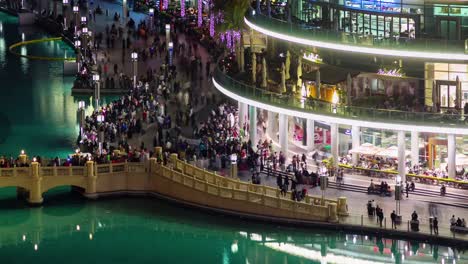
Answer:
[279,113,288,156]
[447,134,456,179]
[306,119,314,151]
[410,131,419,168]
[267,111,275,140]
[249,105,257,148]
[330,123,339,168]
[238,102,247,130]
[397,131,406,183]
[351,125,360,166]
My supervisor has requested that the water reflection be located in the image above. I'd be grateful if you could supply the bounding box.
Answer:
[0,197,465,264]
[0,12,103,157]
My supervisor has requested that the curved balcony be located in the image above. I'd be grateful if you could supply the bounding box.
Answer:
[212,66,468,134]
[244,8,468,61]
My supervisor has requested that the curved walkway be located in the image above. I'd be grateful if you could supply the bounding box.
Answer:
[212,70,468,134]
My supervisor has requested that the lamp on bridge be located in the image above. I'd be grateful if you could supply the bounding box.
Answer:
[96,114,105,155]
[230,153,238,178]
[19,150,27,165]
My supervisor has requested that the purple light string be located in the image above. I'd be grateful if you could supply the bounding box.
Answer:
[197,0,202,27]
[180,0,185,17]
[209,13,215,37]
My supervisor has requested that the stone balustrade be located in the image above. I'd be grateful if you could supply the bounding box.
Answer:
[0,154,348,224]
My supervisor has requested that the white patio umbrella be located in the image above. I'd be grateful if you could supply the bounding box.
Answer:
[375,146,410,159]
[252,52,256,84]
[285,50,291,80]
[261,57,267,88]
[316,69,321,99]
[281,62,286,93]
[346,73,352,106]
[349,143,382,156]
[296,56,302,93]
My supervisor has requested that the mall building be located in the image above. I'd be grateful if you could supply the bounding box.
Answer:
[213,0,468,181]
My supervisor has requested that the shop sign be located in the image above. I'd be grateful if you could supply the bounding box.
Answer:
[303,52,323,63]
[377,68,403,77]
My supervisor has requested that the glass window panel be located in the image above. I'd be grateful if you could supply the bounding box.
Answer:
[434,71,449,80]
[434,63,449,72]
[449,64,468,73]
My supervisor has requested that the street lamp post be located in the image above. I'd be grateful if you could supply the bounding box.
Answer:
[93,74,100,108]
[77,100,85,136]
[168,41,173,66]
[149,8,154,31]
[62,0,69,30]
[82,27,88,60]
[96,114,104,155]
[74,39,81,73]
[165,24,170,49]
[73,5,79,34]
[131,52,138,88]
[123,0,127,24]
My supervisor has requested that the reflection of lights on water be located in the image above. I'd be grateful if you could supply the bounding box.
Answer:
[89,233,93,240]
[231,241,238,253]
[22,235,26,241]
[264,242,383,264]
[0,23,3,34]
[34,244,38,251]
[352,235,356,244]
[250,233,262,242]
[21,33,25,41]
[76,225,80,231]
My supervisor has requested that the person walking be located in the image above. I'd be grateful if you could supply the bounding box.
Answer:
[433,217,439,235]
[391,210,397,229]
[405,182,409,198]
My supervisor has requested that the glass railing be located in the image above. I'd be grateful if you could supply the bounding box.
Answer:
[213,66,468,127]
[246,7,466,54]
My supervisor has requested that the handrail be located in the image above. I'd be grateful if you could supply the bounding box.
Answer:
[170,158,345,215]
[246,7,466,54]
[213,65,468,127]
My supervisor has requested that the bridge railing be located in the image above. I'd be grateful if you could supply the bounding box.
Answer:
[164,155,348,220]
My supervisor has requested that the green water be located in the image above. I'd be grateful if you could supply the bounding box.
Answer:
[0,12,112,158]
[0,190,465,264]
[0,10,466,264]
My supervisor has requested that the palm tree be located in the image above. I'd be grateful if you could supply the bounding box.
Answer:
[212,0,251,31]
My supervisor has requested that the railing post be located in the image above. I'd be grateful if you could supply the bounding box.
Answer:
[361,215,363,226]
[68,165,72,176]
[13,166,17,177]
[86,161,97,196]
[109,163,113,173]
[53,165,57,176]
[28,162,43,205]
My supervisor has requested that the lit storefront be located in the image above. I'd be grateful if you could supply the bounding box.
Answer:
[424,63,468,110]
[297,0,468,40]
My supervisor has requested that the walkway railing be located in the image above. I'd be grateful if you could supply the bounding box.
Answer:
[166,155,348,220]
[213,66,468,127]
[246,7,467,54]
